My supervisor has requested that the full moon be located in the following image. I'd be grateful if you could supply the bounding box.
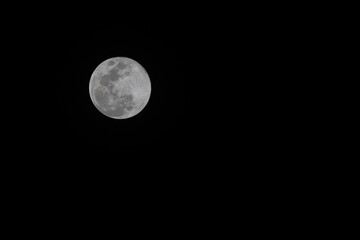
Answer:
[89,57,151,119]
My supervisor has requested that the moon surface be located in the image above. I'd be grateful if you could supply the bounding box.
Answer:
[89,57,151,119]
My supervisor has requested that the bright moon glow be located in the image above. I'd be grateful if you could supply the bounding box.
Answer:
[89,57,151,119]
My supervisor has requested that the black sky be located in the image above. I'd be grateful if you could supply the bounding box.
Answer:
[5,20,200,166]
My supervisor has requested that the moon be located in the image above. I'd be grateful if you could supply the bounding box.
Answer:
[89,57,151,119]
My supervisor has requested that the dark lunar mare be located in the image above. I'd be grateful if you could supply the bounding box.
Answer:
[100,68,121,84]
[116,61,127,70]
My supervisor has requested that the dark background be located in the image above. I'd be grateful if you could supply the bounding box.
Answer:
[4,15,250,178]
[6,13,289,162]
[2,6,324,176]
[4,20,202,168]
[0,7,334,231]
